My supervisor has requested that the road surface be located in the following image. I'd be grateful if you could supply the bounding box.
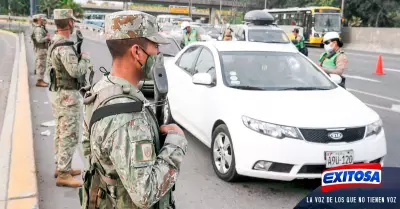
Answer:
[0,30,16,137]
[3,23,399,209]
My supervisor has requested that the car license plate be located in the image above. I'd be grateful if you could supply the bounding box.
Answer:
[325,150,354,168]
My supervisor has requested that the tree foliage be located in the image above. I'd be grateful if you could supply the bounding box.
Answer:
[9,0,29,15]
[245,0,400,27]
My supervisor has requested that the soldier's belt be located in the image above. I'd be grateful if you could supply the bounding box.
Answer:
[100,173,117,186]
[35,43,48,49]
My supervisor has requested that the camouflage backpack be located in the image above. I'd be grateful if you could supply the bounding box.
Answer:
[79,81,175,209]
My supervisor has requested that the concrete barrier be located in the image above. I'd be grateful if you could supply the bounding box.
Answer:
[342,27,400,55]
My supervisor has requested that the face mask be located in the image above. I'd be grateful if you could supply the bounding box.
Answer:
[137,47,157,79]
[183,28,187,34]
[69,21,74,34]
[142,55,157,79]
[324,43,334,53]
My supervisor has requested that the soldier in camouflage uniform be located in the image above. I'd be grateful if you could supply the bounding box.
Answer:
[80,10,188,209]
[32,14,50,87]
[46,8,92,187]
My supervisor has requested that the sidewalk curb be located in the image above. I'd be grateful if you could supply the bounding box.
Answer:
[6,33,38,209]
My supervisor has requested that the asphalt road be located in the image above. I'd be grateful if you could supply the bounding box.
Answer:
[0,31,16,137]
[2,22,399,209]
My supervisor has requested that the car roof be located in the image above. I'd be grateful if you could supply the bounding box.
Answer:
[194,41,298,53]
[236,24,284,31]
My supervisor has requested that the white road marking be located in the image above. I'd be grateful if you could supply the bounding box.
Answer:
[348,89,400,103]
[365,103,400,114]
[343,74,381,83]
[392,104,400,112]
[384,68,400,73]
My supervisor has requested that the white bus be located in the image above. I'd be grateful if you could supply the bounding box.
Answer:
[83,12,106,28]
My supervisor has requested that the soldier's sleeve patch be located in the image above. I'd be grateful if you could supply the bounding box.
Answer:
[134,141,155,166]
[69,54,78,63]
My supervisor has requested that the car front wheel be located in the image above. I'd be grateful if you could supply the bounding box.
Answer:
[211,124,240,182]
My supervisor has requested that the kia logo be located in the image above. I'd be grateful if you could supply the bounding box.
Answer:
[328,132,343,140]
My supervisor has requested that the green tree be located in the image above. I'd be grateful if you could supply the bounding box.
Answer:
[9,0,29,15]
[60,0,83,18]
[39,0,60,18]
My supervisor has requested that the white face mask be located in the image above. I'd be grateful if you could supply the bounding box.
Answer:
[324,43,334,53]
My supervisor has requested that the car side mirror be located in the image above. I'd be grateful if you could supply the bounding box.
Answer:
[291,39,297,44]
[330,74,342,84]
[192,73,213,85]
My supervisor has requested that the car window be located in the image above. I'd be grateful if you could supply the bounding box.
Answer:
[176,46,202,74]
[159,38,180,57]
[248,29,290,43]
[194,48,215,76]
[219,51,336,90]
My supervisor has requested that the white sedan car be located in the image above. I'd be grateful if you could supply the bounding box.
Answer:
[163,41,387,182]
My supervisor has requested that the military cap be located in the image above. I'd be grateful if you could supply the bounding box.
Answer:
[104,10,169,44]
[37,14,47,19]
[53,9,80,22]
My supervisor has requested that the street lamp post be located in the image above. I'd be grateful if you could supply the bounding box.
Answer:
[188,0,192,18]
[264,0,267,9]
[341,0,345,18]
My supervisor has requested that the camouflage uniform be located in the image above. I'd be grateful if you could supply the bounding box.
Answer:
[32,14,49,85]
[47,9,92,187]
[81,11,187,209]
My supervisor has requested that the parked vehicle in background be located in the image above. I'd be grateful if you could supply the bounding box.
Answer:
[227,10,294,46]
[167,24,215,46]
[83,12,105,28]
[265,6,342,47]
[203,26,222,39]
[157,14,193,28]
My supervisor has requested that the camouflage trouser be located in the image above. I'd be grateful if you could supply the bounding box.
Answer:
[35,48,47,80]
[53,89,82,173]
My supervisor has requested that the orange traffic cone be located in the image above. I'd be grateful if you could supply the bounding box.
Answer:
[375,55,385,75]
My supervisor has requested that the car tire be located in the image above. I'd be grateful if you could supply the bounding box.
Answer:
[211,124,240,182]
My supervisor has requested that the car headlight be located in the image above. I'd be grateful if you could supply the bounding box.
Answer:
[365,119,383,137]
[242,116,302,139]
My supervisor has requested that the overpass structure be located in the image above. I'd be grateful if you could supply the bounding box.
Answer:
[82,5,210,18]
[82,0,264,23]
[104,0,263,8]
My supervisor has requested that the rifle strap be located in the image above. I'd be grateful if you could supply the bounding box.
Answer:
[49,41,77,57]
[89,101,143,134]
[88,169,101,209]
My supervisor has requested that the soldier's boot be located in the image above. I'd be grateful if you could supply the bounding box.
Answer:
[56,173,82,188]
[36,79,49,87]
[54,169,82,178]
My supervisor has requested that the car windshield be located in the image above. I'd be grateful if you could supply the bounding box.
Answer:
[161,25,173,32]
[314,13,341,32]
[248,29,290,43]
[204,27,220,34]
[219,51,336,90]
[159,38,180,57]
